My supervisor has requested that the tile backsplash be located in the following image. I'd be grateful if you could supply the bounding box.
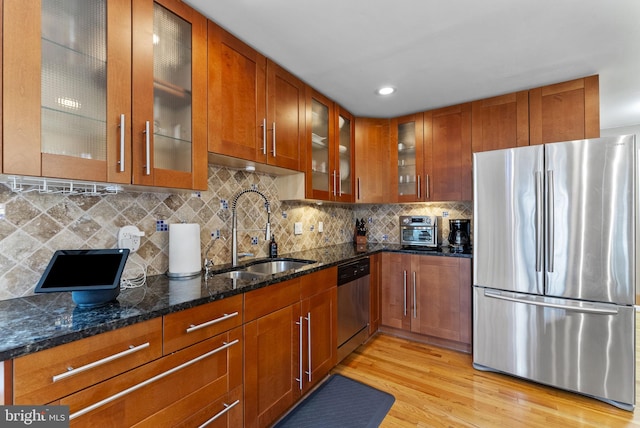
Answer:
[0,165,471,301]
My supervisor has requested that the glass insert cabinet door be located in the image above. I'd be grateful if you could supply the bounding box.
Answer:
[3,0,132,183]
[151,4,192,173]
[311,98,331,194]
[336,111,353,201]
[132,0,207,190]
[40,0,107,165]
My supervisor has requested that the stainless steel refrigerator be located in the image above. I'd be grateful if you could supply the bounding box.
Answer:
[473,135,637,410]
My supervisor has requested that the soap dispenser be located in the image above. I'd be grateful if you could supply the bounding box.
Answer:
[269,234,278,258]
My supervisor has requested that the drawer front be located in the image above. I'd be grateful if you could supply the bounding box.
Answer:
[14,318,163,404]
[65,327,243,427]
[163,294,243,355]
[244,278,300,322]
[300,266,337,300]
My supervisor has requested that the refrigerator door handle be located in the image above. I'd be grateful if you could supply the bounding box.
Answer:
[546,170,555,275]
[484,289,619,315]
[535,171,543,273]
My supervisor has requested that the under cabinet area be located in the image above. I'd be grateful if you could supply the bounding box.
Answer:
[380,253,472,353]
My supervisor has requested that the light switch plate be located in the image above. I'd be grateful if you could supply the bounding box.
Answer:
[318,221,323,233]
[294,222,303,235]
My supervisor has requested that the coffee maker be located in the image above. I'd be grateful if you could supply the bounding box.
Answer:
[448,219,471,253]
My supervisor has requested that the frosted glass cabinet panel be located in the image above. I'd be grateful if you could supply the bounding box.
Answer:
[132,0,207,190]
[311,98,330,193]
[3,0,207,190]
[41,0,107,162]
[3,0,132,182]
[393,113,425,203]
[336,109,354,202]
[152,4,192,173]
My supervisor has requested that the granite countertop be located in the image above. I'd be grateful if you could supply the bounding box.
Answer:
[0,243,470,361]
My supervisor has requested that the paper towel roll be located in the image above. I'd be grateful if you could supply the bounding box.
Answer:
[168,223,202,278]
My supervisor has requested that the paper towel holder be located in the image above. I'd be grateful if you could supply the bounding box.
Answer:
[167,223,202,279]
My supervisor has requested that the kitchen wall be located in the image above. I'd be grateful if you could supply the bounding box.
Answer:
[0,165,472,301]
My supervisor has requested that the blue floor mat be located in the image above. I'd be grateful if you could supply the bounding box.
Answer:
[274,374,395,428]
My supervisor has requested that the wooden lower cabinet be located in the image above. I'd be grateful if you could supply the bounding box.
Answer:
[369,253,381,335]
[381,253,472,352]
[63,327,242,427]
[244,302,301,428]
[244,268,337,428]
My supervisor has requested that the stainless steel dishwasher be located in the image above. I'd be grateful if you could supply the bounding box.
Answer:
[337,257,370,362]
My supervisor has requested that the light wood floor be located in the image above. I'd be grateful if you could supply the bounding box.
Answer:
[333,333,640,428]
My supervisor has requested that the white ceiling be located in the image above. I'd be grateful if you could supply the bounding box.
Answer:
[185,0,640,130]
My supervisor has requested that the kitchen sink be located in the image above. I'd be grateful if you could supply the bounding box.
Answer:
[222,270,267,281]
[244,259,316,275]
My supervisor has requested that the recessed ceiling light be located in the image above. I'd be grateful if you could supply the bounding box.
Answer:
[376,86,396,96]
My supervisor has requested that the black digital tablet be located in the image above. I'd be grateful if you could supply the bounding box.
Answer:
[35,249,130,293]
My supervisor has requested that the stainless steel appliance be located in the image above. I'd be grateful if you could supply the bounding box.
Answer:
[447,219,470,253]
[337,257,370,362]
[400,215,441,249]
[473,135,637,410]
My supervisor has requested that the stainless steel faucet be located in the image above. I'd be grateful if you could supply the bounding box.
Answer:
[231,188,271,266]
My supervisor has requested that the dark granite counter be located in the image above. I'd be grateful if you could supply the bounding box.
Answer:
[0,243,470,361]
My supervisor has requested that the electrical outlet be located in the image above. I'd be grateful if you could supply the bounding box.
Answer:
[318,221,324,233]
[442,211,449,218]
[294,222,303,235]
[118,225,145,252]
[0,203,5,220]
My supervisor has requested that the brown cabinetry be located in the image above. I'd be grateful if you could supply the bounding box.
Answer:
[12,299,243,427]
[306,89,354,202]
[429,103,473,201]
[380,253,471,352]
[354,118,390,203]
[369,253,381,335]
[244,268,337,428]
[391,113,427,202]
[3,0,207,190]
[471,91,530,152]
[208,23,305,171]
[14,319,163,405]
[529,75,599,145]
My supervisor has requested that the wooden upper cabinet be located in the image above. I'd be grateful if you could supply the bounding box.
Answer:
[354,118,390,203]
[3,0,132,183]
[266,60,305,170]
[207,27,304,171]
[429,103,472,201]
[529,75,600,145]
[306,90,354,202]
[4,0,207,190]
[208,22,266,163]
[132,0,208,190]
[390,113,425,203]
[471,91,529,152]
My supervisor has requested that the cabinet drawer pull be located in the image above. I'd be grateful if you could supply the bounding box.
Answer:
[261,118,267,155]
[52,342,151,383]
[305,312,311,382]
[272,121,276,157]
[143,120,151,175]
[118,114,125,172]
[425,174,430,199]
[198,399,240,428]
[413,271,417,318]
[295,316,303,390]
[70,339,239,420]
[186,312,239,333]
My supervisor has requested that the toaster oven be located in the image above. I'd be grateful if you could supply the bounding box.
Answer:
[399,215,441,248]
